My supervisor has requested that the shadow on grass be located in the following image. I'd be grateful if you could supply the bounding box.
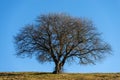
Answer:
[30,72,52,75]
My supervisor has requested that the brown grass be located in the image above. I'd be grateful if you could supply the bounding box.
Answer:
[0,72,120,80]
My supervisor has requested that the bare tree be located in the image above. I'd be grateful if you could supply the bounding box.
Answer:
[14,13,111,74]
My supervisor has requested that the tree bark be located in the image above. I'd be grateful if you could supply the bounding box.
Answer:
[53,62,63,74]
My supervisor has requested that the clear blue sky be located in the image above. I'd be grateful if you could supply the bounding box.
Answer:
[0,0,120,73]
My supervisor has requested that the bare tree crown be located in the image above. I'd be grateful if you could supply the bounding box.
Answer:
[14,13,111,73]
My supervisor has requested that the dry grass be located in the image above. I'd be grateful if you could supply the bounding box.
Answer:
[0,72,120,80]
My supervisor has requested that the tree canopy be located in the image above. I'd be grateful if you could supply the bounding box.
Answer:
[14,13,111,74]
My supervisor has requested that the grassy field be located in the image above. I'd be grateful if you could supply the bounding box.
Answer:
[0,72,120,80]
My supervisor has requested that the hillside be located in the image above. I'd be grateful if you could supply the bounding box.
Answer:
[0,72,120,80]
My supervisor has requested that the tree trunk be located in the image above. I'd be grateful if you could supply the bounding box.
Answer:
[53,63,63,74]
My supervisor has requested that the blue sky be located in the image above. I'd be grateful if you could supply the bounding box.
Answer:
[0,0,120,73]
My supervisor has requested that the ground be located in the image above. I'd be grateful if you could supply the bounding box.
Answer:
[0,72,120,80]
